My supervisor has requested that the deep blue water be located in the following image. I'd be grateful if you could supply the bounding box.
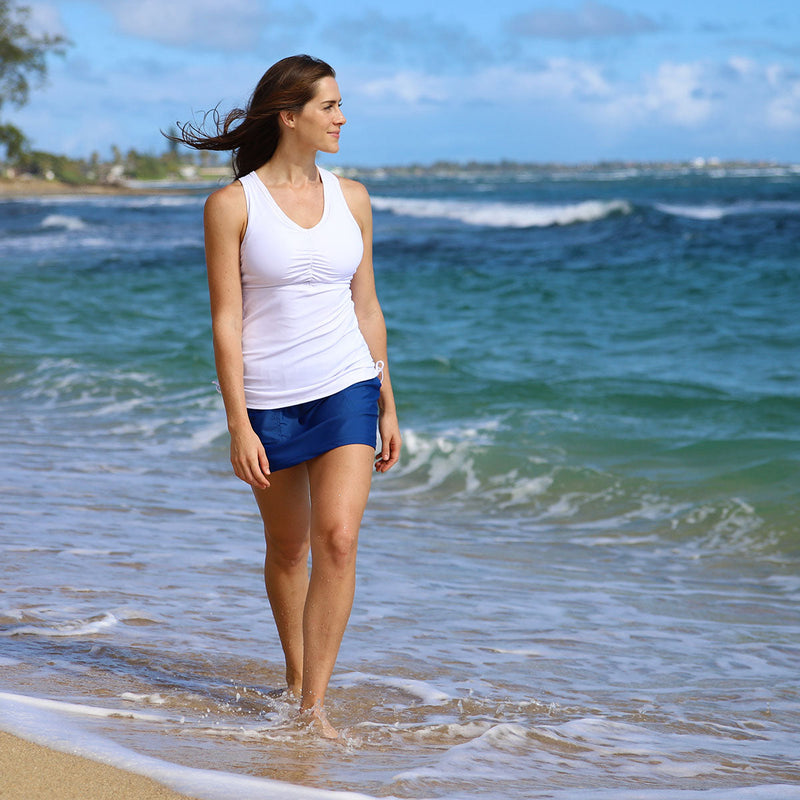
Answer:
[1,165,799,799]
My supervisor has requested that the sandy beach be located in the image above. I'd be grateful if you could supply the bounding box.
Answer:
[0,178,207,196]
[0,732,199,800]
[0,178,133,195]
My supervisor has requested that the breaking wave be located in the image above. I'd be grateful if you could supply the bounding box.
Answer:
[371,196,632,228]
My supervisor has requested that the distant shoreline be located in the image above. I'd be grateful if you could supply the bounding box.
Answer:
[339,158,798,179]
[0,178,210,197]
[2,158,797,197]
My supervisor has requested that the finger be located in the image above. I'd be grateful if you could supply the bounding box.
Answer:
[258,448,271,478]
[255,448,271,488]
[233,453,270,489]
[377,433,396,461]
[253,470,271,489]
[384,437,401,469]
[249,457,271,489]
[248,470,270,490]
[375,437,400,472]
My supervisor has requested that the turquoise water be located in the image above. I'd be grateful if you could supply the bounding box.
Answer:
[1,165,799,799]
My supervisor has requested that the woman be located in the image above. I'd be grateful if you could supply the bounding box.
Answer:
[178,55,401,738]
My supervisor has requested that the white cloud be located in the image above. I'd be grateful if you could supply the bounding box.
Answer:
[508,1,661,40]
[322,10,491,70]
[353,54,800,138]
[764,65,800,130]
[98,0,275,50]
[27,2,68,38]
[356,71,451,107]
[464,60,613,108]
[641,62,713,125]
[727,56,758,78]
[767,92,800,129]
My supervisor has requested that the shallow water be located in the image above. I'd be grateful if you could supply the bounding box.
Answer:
[1,165,799,798]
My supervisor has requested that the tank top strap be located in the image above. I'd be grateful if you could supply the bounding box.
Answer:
[317,167,356,227]
[238,171,259,218]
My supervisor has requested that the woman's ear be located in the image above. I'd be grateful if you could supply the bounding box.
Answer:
[279,109,296,129]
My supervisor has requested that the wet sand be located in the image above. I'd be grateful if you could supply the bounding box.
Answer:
[0,732,199,800]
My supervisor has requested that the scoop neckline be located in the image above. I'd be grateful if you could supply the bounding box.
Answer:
[251,168,329,231]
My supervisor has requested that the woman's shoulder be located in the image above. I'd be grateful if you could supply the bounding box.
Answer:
[334,173,368,199]
[333,173,371,225]
[203,179,247,238]
[204,179,246,217]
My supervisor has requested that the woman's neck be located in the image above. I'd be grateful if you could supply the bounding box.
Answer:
[259,142,319,187]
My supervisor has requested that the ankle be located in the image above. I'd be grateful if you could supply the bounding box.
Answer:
[286,668,302,697]
[299,701,339,739]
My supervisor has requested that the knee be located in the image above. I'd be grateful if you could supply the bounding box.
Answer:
[266,533,309,570]
[314,522,359,569]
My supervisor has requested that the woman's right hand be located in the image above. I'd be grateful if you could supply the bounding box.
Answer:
[229,426,271,490]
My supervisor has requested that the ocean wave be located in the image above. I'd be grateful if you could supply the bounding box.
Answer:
[5,358,213,410]
[40,213,87,231]
[9,193,205,209]
[391,712,792,794]
[0,691,168,723]
[654,200,800,220]
[0,607,162,638]
[391,723,530,785]
[0,691,378,800]
[332,671,451,705]
[120,692,167,705]
[1,611,119,637]
[5,358,162,406]
[123,195,207,209]
[374,424,791,557]
[371,196,631,227]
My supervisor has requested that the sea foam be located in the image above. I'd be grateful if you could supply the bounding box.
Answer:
[41,214,87,230]
[333,671,451,705]
[0,612,120,638]
[0,691,376,800]
[655,200,800,220]
[371,196,631,227]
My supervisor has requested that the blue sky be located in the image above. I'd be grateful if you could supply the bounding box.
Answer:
[10,0,800,165]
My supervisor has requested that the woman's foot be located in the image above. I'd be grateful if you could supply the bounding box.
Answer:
[265,685,300,700]
[300,702,339,739]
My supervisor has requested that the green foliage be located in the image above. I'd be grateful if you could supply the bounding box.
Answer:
[15,149,87,184]
[125,149,170,181]
[1,0,68,161]
[2,138,223,184]
[0,1,68,111]
[0,3,222,184]
[0,119,26,158]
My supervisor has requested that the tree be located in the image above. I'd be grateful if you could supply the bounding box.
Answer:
[0,120,25,158]
[0,0,68,160]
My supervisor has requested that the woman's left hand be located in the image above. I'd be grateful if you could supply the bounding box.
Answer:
[375,412,401,472]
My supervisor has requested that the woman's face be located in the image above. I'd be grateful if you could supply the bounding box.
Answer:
[291,76,347,153]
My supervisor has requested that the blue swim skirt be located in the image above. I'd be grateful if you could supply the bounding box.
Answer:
[247,377,381,472]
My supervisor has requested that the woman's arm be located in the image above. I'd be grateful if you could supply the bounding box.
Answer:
[204,183,271,489]
[342,178,402,473]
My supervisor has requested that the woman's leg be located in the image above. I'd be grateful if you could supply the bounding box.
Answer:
[252,463,311,696]
[300,444,374,731]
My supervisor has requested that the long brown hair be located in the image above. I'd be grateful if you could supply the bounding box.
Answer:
[174,55,335,178]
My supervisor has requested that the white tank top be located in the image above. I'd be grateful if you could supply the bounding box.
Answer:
[238,166,379,409]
